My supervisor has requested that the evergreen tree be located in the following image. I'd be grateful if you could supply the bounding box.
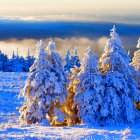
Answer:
[8,51,16,72]
[8,49,27,72]
[12,51,16,59]
[71,48,81,68]
[72,47,104,124]
[131,38,140,79]
[0,50,9,72]
[64,48,81,73]
[131,38,140,109]
[15,49,24,72]
[99,26,140,124]
[19,40,69,125]
[19,56,26,72]
[10,49,24,72]
[64,50,72,73]
[25,49,35,72]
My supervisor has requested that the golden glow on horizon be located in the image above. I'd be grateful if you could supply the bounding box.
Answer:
[0,0,140,16]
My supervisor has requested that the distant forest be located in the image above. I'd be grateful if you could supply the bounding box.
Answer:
[0,49,35,72]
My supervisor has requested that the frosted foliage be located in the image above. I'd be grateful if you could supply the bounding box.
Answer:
[99,27,140,124]
[0,49,35,72]
[64,48,81,73]
[36,40,46,59]
[64,50,72,73]
[71,48,81,68]
[131,38,140,87]
[74,47,104,124]
[131,38,140,71]
[100,72,139,125]
[136,38,140,48]
[46,40,56,52]
[99,27,132,79]
[19,40,69,125]
[29,41,49,72]
[110,25,121,43]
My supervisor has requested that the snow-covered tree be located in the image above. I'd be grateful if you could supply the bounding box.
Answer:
[64,48,81,73]
[131,38,140,88]
[9,49,24,72]
[131,38,140,110]
[15,52,24,72]
[8,51,16,72]
[99,26,140,124]
[72,47,104,124]
[99,26,131,77]
[0,50,9,72]
[12,51,16,59]
[19,56,26,72]
[19,40,69,125]
[64,50,72,73]
[25,49,35,72]
[71,48,81,68]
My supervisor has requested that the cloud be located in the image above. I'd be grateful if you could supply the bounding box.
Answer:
[0,14,140,24]
[0,39,37,58]
[0,37,108,59]
[0,15,96,22]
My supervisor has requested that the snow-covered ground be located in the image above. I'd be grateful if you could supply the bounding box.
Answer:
[0,72,140,139]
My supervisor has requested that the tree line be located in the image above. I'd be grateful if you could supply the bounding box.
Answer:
[0,49,35,72]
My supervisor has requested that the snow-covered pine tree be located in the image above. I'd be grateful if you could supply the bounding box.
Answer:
[12,51,16,59]
[0,50,9,72]
[64,50,72,73]
[19,56,26,72]
[25,49,35,72]
[15,49,24,72]
[71,47,104,124]
[19,40,69,126]
[131,38,140,88]
[8,51,16,72]
[9,49,24,72]
[71,47,81,68]
[99,26,140,124]
[64,48,81,73]
[130,38,140,110]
